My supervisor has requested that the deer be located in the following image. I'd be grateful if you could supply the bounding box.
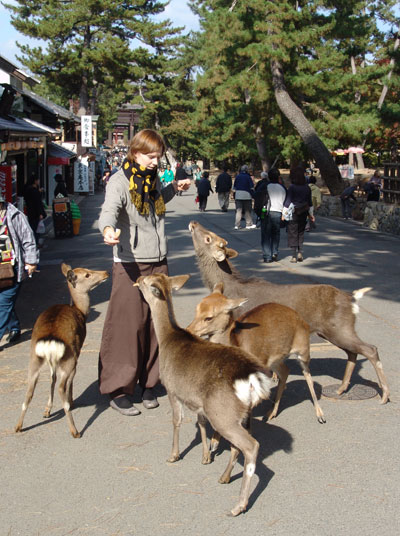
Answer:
[187,283,326,424]
[189,221,390,404]
[134,272,273,517]
[15,263,109,438]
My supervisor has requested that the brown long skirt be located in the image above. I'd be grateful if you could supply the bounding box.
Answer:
[98,260,168,396]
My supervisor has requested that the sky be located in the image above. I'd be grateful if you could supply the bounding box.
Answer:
[0,0,200,70]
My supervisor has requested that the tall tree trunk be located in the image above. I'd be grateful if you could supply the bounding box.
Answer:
[254,126,270,171]
[78,27,91,116]
[271,59,343,195]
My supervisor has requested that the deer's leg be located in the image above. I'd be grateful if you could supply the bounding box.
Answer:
[167,394,183,463]
[330,332,389,403]
[43,364,57,418]
[15,355,44,433]
[210,431,221,454]
[218,423,259,517]
[67,366,76,409]
[58,363,80,438]
[267,360,289,421]
[197,413,212,464]
[296,353,326,424]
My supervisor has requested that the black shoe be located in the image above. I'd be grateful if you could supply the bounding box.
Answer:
[272,254,278,262]
[110,395,141,416]
[7,330,21,344]
[263,259,273,263]
[297,252,304,262]
[142,388,159,409]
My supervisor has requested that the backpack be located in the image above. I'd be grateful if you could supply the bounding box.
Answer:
[253,181,270,217]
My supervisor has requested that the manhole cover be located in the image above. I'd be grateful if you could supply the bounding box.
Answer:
[321,383,378,400]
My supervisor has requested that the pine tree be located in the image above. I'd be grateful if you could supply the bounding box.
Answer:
[4,0,182,132]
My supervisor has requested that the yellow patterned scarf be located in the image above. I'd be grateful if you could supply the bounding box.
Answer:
[123,158,166,216]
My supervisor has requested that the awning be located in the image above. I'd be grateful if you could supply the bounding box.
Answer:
[0,115,49,136]
[47,142,77,165]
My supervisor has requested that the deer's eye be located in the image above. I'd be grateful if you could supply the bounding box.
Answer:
[85,273,90,278]
[205,317,213,322]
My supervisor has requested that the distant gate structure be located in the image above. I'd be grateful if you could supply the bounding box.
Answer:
[382,162,400,204]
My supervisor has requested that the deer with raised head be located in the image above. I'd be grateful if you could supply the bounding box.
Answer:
[189,221,390,404]
[187,283,325,424]
[134,272,273,517]
[15,263,109,438]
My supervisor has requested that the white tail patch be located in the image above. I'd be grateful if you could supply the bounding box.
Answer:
[35,340,65,369]
[352,287,372,315]
[234,372,272,407]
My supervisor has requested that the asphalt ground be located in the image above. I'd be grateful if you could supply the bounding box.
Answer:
[0,186,399,536]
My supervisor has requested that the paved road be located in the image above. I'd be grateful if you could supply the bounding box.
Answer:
[0,187,399,536]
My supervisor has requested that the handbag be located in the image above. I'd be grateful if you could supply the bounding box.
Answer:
[294,203,309,215]
[36,220,46,234]
[0,262,14,288]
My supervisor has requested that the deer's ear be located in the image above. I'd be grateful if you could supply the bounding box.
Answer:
[170,274,190,291]
[225,298,247,313]
[61,263,72,276]
[213,282,224,294]
[226,248,238,259]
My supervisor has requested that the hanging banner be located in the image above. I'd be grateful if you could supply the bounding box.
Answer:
[74,159,89,192]
[81,115,92,147]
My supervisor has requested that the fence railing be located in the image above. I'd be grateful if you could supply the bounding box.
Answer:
[382,163,400,204]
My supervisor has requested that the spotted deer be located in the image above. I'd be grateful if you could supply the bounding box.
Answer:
[15,263,109,438]
[187,282,325,423]
[189,221,389,404]
[134,272,273,516]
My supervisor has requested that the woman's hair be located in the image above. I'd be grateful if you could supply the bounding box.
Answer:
[290,166,306,185]
[127,129,166,162]
[268,168,280,183]
[202,171,210,179]
[308,176,317,184]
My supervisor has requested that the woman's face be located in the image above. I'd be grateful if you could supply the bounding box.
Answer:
[133,151,161,170]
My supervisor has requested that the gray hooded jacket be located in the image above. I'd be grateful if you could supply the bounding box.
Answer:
[98,168,176,263]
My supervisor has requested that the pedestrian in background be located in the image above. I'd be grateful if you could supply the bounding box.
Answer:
[365,169,382,201]
[196,171,213,212]
[23,175,47,245]
[306,175,322,230]
[175,163,188,196]
[0,192,38,347]
[98,129,190,416]
[53,173,68,198]
[215,166,232,212]
[282,166,314,263]
[160,163,174,187]
[261,168,286,263]
[233,165,256,229]
[340,180,358,220]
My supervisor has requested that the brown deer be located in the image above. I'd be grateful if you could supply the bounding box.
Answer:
[187,283,325,423]
[189,221,389,403]
[134,272,272,516]
[15,263,109,438]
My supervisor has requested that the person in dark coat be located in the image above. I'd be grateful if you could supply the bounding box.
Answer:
[23,175,47,244]
[282,166,314,263]
[197,171,214,211]
[215,167,232,211]
[54,174,68,198]
[174,163,188,196]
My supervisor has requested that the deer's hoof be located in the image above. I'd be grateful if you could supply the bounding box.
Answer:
[229,504,246,517]
[318,416,326,424]
[167,455,180,463]
[71,431,81,438]
[43,410,51,418]
[202,454,212,465]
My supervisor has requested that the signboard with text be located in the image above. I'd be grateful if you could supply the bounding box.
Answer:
[81,115,92,147]
[74,159,89,192]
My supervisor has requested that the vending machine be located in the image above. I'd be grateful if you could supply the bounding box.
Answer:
[0,164,17,205]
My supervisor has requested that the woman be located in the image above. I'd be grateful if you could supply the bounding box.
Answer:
[282,166,314,263]
[160,164,174,187]
[365,170,382,202]
[23,175,47,243]
[0,191,38,346]
[196,171,213,211]
[233,165,256,229]
[54,174,69,198]
[98,129,189,416]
